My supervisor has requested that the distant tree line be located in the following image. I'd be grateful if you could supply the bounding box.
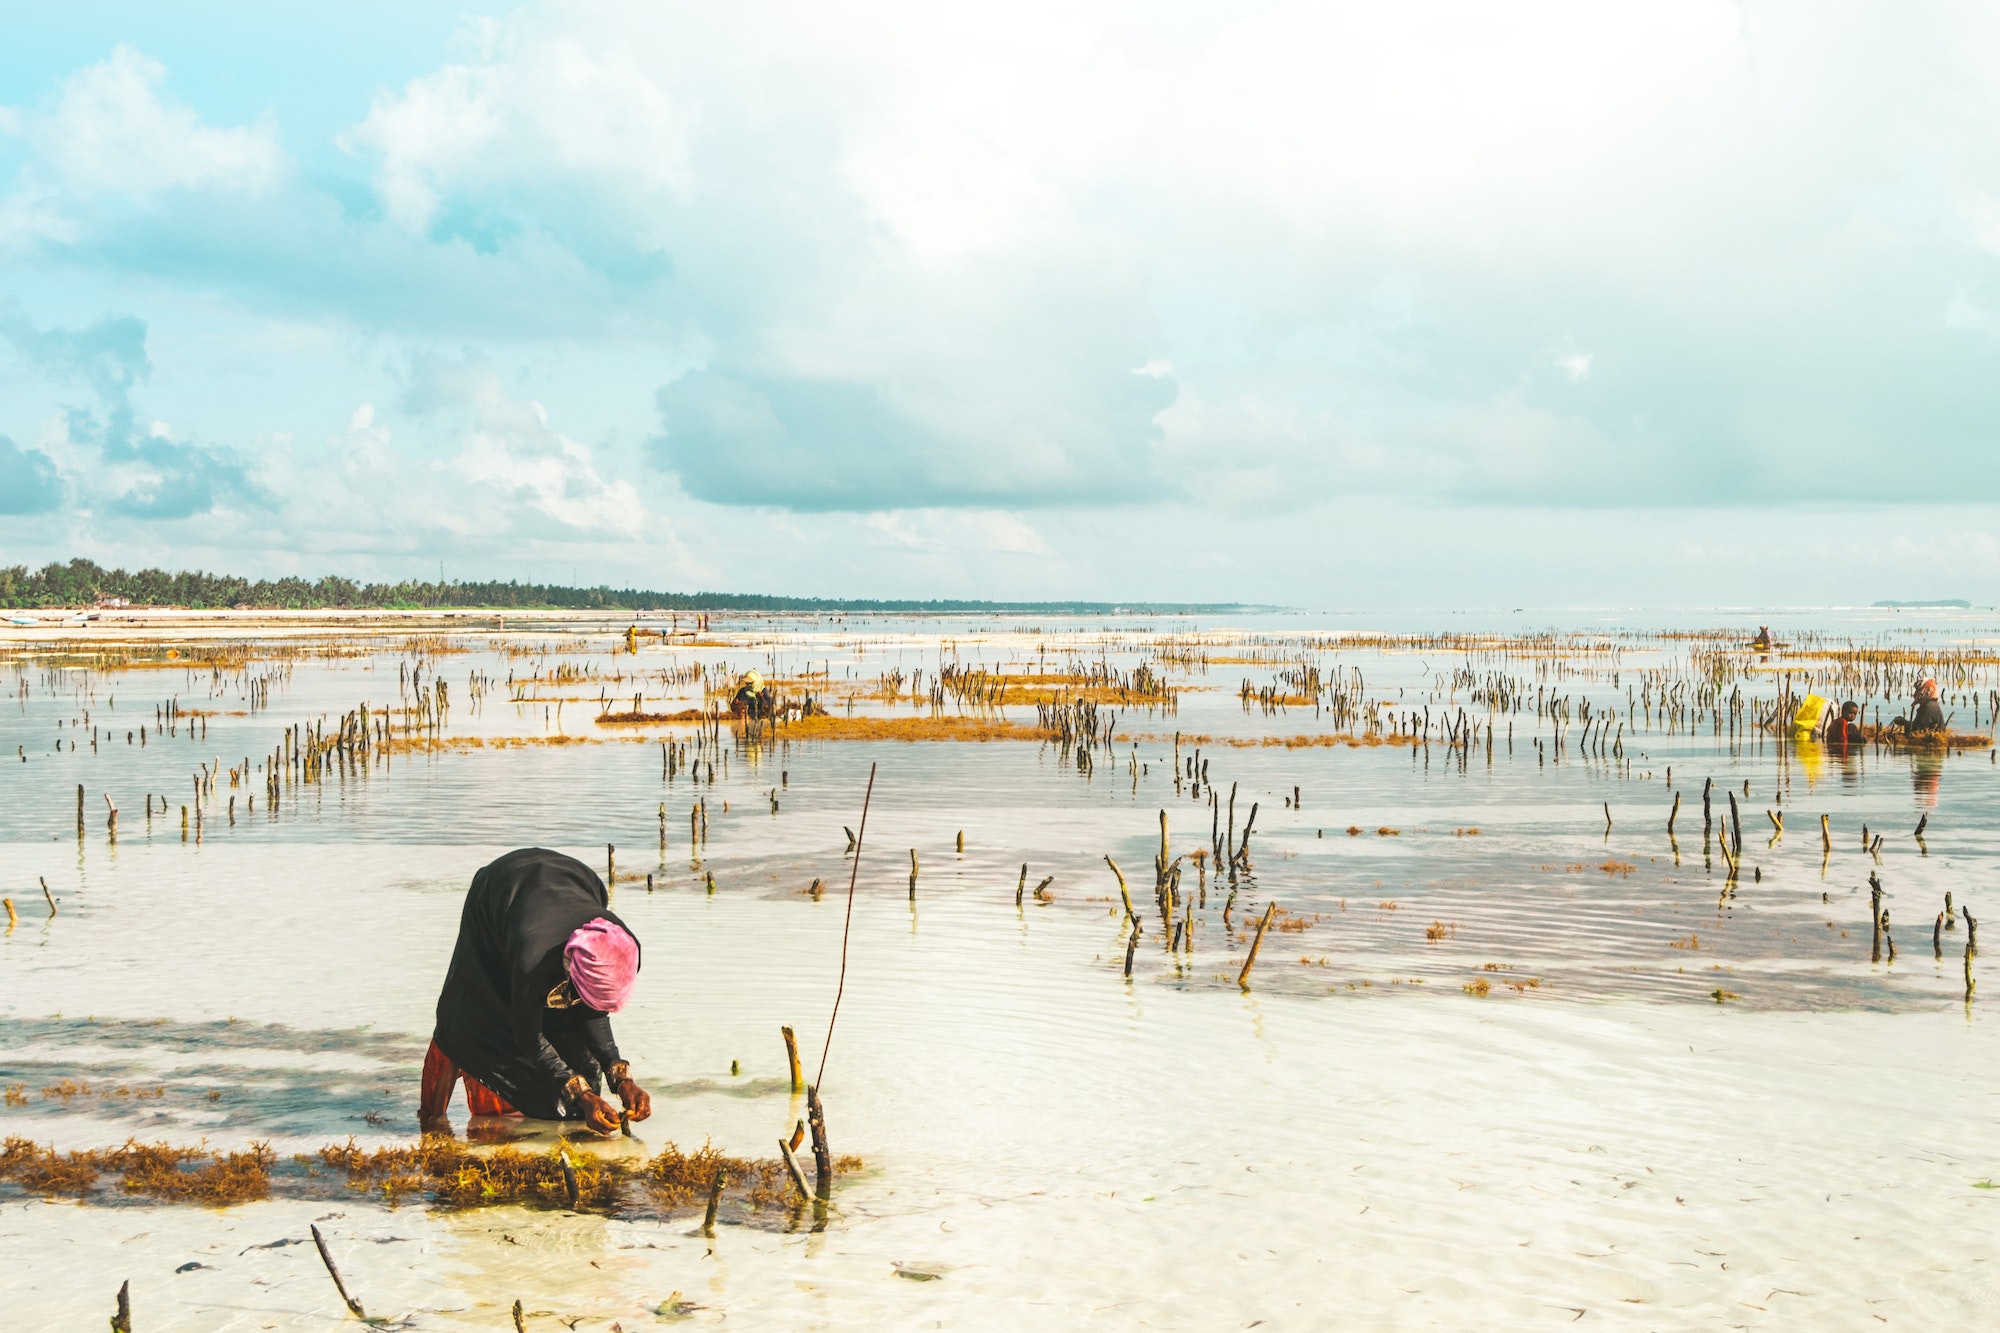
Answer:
[0,558,1239,615]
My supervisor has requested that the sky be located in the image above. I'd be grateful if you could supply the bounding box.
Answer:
[2,1,1999,608]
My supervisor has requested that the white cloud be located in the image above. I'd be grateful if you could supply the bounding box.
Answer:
[332,403,393,476]
[25,45,281,197]
[862,508,1055,559]
[456,415,646,538]
[1968,194,2000,257]
[408,359,645,537]
[1945,291,2000,332]
[342,32,688,235]
[17,4,2000,601]
[0,178,78,248]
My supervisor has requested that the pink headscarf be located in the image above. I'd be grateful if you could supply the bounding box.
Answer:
[564,918,640,1012]
[1917,678,1939,701]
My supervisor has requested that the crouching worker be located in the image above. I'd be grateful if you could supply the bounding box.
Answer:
[1889,678,1946,737]
[420,847,652,1135]
[730,669,768,719]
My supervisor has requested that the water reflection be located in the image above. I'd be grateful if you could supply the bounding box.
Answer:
[1913,750,1945,809]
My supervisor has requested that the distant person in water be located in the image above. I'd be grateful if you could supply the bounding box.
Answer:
[1751,625,1773,651]
[730,669,771,719]
[420,848,651,1134]
[1889,678,1946,736]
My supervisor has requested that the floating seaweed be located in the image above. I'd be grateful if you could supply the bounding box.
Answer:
[0,1134,860,1222]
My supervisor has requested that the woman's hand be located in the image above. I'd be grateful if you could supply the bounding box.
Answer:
[562,1075,623,1133]
[615,1076,652,1122]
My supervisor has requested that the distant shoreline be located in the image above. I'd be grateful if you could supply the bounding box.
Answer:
[0,606,1262,643]
[1,558,1254,616]
[3,600,1258,617]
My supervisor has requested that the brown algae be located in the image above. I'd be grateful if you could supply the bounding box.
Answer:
[0,1134,861,1219]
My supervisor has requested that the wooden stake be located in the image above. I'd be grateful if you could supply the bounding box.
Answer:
[1105,856,1136,926]
[782,1025,803,1093]
[513,1298,527,1332]
[702,1167,727,1235]
[1239,901,1278,991]
[778,1138,813,1201]
[559,1146,580,1209]
[3,899,15,930]
[309,1224,365,1319]
[805,1084,833,1199]
[111,1279,131,1333]
[1667,792,1680,835]
[40,877,56,917]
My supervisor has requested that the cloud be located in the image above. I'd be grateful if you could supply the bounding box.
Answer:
[317,1,2000,515]
[0,44,282,257]
[0,305,149,401]
[0,178,79,249]
[53,407,268,520]
[0,305,266,520]
[405,352,645,537]
[341,28,688,238]
[10,45,281,199]
[649,361,1175,511]
[1555,353,1593,382]
[10,9,2000,603]
[0,434,63,514]
[862,508,1055,559]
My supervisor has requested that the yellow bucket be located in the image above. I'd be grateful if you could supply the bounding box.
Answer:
[1790,693,1830,738]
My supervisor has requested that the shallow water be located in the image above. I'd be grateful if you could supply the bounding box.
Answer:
[3,611,1998,1327]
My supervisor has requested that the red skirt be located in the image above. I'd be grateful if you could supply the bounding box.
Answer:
[420,1039,520,1119]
